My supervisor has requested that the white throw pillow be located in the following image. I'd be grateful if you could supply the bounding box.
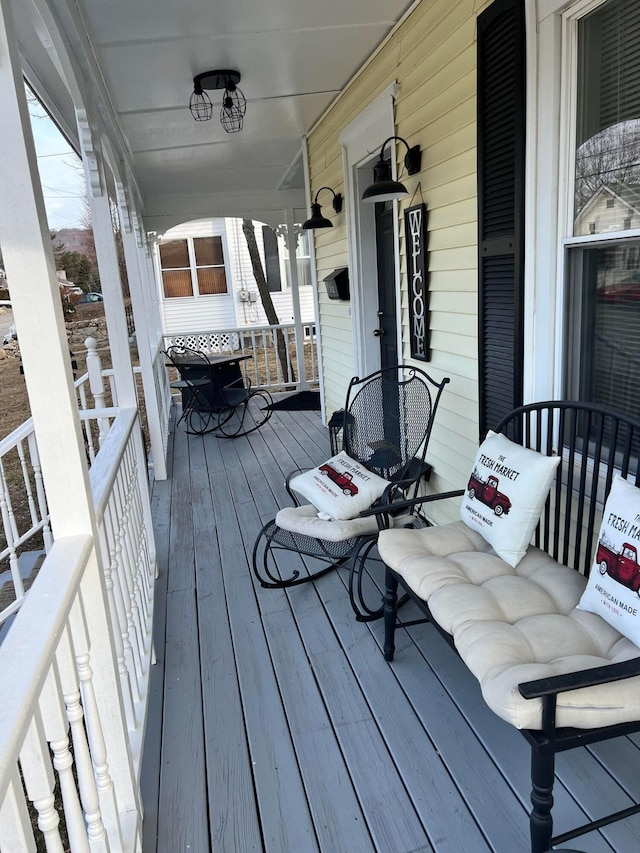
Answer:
[289,451,389,521]
[577,476,640,645]
[460,431,560,567]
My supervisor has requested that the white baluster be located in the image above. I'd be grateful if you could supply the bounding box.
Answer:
[0,458,23,599]
[16,438,38,527]
[96,511,138,724]
[0,770,37,852]
[41,666,91,853]
[85,337,110,444]
[68,605,125,852]
[28,433,53,552]
[20,713,65,853]
[111,480,144,683]
[77,382,97,462]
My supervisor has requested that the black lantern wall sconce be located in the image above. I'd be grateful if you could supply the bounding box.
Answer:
[361,136,421,202]
[189,69,247,133]
[302,187,344,230]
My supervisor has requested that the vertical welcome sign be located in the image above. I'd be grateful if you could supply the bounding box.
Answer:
[405,203,429,361]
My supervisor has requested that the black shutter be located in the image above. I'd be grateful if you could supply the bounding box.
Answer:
[262,226,282,292]
[477,0,526,437]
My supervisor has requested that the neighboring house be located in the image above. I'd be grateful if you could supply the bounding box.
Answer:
[155,217,315,337]
[575,182,640,236]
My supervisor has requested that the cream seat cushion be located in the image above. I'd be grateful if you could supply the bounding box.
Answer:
[378,520,640,730]
[276,504,381,542]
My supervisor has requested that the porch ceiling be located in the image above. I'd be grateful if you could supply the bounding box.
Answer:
[15,0,415,231]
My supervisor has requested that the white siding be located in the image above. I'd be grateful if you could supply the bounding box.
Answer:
[159,217,315,335]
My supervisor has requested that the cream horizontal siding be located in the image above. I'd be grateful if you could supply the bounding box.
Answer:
[307,0,482,523]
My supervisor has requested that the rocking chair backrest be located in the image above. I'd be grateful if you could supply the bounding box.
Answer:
[342,365,449,494]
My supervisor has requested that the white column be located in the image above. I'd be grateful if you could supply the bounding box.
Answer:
[119,198,168,480]
[284,208,309,390]
[0,0,138,817]
[77,111,137,410]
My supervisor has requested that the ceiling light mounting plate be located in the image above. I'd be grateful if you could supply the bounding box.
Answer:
[194,69,241,92]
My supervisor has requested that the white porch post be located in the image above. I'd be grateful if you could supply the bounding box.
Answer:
[77,110,137,410]
[118,188,168,480]
[284,208,309,390]
[0,0,138,823]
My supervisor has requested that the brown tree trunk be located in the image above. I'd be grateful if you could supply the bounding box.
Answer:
[242,219,294,384]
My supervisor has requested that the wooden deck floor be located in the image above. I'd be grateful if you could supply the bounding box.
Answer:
[141,406,640,853]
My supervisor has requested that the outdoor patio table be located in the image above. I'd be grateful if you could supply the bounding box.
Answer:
[168,352,252,411]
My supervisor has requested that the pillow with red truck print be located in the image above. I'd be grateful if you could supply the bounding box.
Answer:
[289,451,389,521]
[577,475,640,645]
[460,431,560,567]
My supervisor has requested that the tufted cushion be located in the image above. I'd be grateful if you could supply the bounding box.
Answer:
[275,504,381,542]
[379,520,640,730]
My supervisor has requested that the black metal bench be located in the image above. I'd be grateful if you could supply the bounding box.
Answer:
[377,400,640,853]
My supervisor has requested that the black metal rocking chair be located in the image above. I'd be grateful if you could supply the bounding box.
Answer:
[252,364,450,620]
[165,344,273,438]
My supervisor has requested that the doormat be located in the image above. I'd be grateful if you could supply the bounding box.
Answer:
[265,391,321,411]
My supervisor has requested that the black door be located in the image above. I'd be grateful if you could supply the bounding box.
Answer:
[375,199,398,370]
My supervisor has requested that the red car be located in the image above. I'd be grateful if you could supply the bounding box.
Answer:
[319,463,359,496]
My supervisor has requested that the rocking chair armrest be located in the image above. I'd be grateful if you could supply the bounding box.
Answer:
[358,488,465,518]
[519,656,640,700]
[285,467,311,505]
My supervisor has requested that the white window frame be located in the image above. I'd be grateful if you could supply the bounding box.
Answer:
[159,232,230,299]
[527,0,640,403]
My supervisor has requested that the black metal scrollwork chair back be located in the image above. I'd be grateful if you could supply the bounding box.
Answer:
[252,364,449,620]
[165,345,218,436]
[165,344,273,438]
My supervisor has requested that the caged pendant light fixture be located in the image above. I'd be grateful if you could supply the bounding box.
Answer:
[189,69,247,133]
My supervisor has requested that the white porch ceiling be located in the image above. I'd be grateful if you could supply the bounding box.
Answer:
[14,0,416,231]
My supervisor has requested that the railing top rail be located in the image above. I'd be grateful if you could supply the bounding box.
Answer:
[79,406,119,420]
[89,407,137,520]
[0,416,35,455]
[0,535,93,803]
[162,321,316,340]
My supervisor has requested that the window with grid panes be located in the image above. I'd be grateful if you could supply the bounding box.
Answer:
[565,0,640,432]
[159,239,193,298]
[159,236,228,298]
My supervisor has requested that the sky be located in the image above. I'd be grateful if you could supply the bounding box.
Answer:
[28,93,87,231]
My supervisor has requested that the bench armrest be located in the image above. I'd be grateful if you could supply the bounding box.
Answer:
[519,656,640,700]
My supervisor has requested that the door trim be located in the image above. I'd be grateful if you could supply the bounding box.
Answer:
[340,83,402,377]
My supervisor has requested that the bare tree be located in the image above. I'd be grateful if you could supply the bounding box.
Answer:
[242,219,294,384]
[575,122,640,214]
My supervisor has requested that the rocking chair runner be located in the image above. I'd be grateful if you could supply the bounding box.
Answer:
[252,365,450,620]
[165,344,273,437]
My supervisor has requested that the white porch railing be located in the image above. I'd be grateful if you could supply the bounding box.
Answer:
[163,321,319,390]
[0,338,164,626]
[0,406,154,851]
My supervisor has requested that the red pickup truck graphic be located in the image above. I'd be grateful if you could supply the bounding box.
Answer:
[597,540,640,593]
[467,471,512,517]
[319,463,359,496]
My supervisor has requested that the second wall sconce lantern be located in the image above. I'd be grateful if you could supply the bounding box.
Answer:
[189,69,247,133]
[302,187,344,230]
[361,136,422,202]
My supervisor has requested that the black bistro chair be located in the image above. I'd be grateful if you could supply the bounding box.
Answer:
[252,364,449,620]
[165,344,273,438]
